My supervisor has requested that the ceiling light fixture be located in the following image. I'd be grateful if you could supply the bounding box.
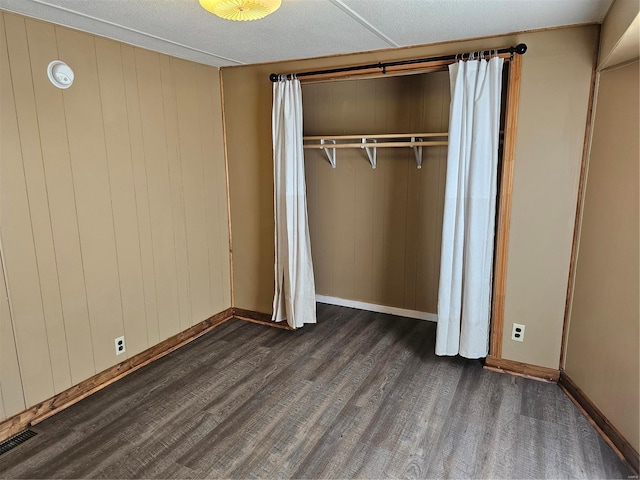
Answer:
[199,0,281,21]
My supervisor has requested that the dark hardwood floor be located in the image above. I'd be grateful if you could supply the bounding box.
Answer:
[0,304,631,479]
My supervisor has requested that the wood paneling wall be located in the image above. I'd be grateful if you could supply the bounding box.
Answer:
[564,61,639,452]
[302,73,449,312]
[0,12,231,420]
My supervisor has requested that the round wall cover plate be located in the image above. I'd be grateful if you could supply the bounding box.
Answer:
[47,60,74,89]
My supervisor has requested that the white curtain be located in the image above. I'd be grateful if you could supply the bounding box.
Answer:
[271,77,317,329]
[436,56,504,358]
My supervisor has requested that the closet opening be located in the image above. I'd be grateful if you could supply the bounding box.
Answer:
[298,54,522,359]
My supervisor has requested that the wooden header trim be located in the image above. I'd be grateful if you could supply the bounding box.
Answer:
[270,45,526,83]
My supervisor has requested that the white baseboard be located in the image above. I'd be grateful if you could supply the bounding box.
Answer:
[316,295,438,322]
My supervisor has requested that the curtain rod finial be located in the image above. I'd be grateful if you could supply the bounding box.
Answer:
[515,44,527,55]
[269,73,278,82]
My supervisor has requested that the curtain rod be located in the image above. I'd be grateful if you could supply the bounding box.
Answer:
[269,43,527,82]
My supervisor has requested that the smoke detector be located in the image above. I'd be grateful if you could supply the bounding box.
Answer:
[47,61,74,89]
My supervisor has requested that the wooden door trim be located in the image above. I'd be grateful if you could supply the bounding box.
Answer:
[489,53,523,358]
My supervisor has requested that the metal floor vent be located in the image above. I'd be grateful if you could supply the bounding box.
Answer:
[0,429,38,456]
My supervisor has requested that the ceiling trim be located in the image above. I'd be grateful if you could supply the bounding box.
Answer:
[2,0,245,65]
[329,0,399,48]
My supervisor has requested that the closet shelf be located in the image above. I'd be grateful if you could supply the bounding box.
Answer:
[302,133,448,169]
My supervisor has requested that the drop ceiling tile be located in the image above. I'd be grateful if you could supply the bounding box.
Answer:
[340,0,613,47]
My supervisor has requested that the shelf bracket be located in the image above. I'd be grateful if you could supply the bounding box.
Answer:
[361,138,377,169]
[320,138,337,168]
[412,137,423,169]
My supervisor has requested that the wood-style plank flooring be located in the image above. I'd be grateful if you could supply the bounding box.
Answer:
[0,304,631,479]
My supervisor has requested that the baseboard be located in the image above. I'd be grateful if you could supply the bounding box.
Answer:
[558,370,639,475]
[232,307,294,330]
[484,356,560,382]
[0,307,233,442]
[316,295,438,322]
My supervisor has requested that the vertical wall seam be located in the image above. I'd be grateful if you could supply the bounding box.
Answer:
[171,57,194,323]
[402,145,411,308]
[121,43,149,349]
[413,75,425,311]
[196,65,215,318]
[352,82,357,301]
[94,37,128,353]
[433,72,447,306]
[218,69,234,309]
[6,16,56,398]
[207,68,227,312]
[0,16,26,409]
[559,45,602,369]
[134,48,161,339]
[158,55,182,330]
[0,235,27,411]
[380,84,389,303]
[54,25,97,376]
[24,17,73,390]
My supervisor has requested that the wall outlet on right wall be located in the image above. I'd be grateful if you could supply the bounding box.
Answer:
[511,323,525,342]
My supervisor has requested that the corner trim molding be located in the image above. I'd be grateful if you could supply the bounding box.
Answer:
[559,370,639,475]
[316,295,438,322]
[559,42,600,369]
[0,307,233,442]
[484,355,560,382]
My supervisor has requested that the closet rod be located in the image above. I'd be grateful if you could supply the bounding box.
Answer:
[269,43,527,82]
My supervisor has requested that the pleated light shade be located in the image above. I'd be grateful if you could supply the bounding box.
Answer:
[199,0,281,21]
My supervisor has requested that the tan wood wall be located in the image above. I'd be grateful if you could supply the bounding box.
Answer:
[302,73,449,312]
[222,25,598,370]
[0,12,231,420]
[564,61,639,452]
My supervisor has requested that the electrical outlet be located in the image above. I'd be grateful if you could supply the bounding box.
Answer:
[511,323,525,342]
[115,336,126,355]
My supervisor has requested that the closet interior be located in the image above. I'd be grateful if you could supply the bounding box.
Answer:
[301,66,509,321]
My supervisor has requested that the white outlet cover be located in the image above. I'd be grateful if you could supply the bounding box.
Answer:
[47,61,74,89]
[115,336,126,355]
[511,323,525,342]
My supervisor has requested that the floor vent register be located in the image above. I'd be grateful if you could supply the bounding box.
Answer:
[0,430,38,456]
